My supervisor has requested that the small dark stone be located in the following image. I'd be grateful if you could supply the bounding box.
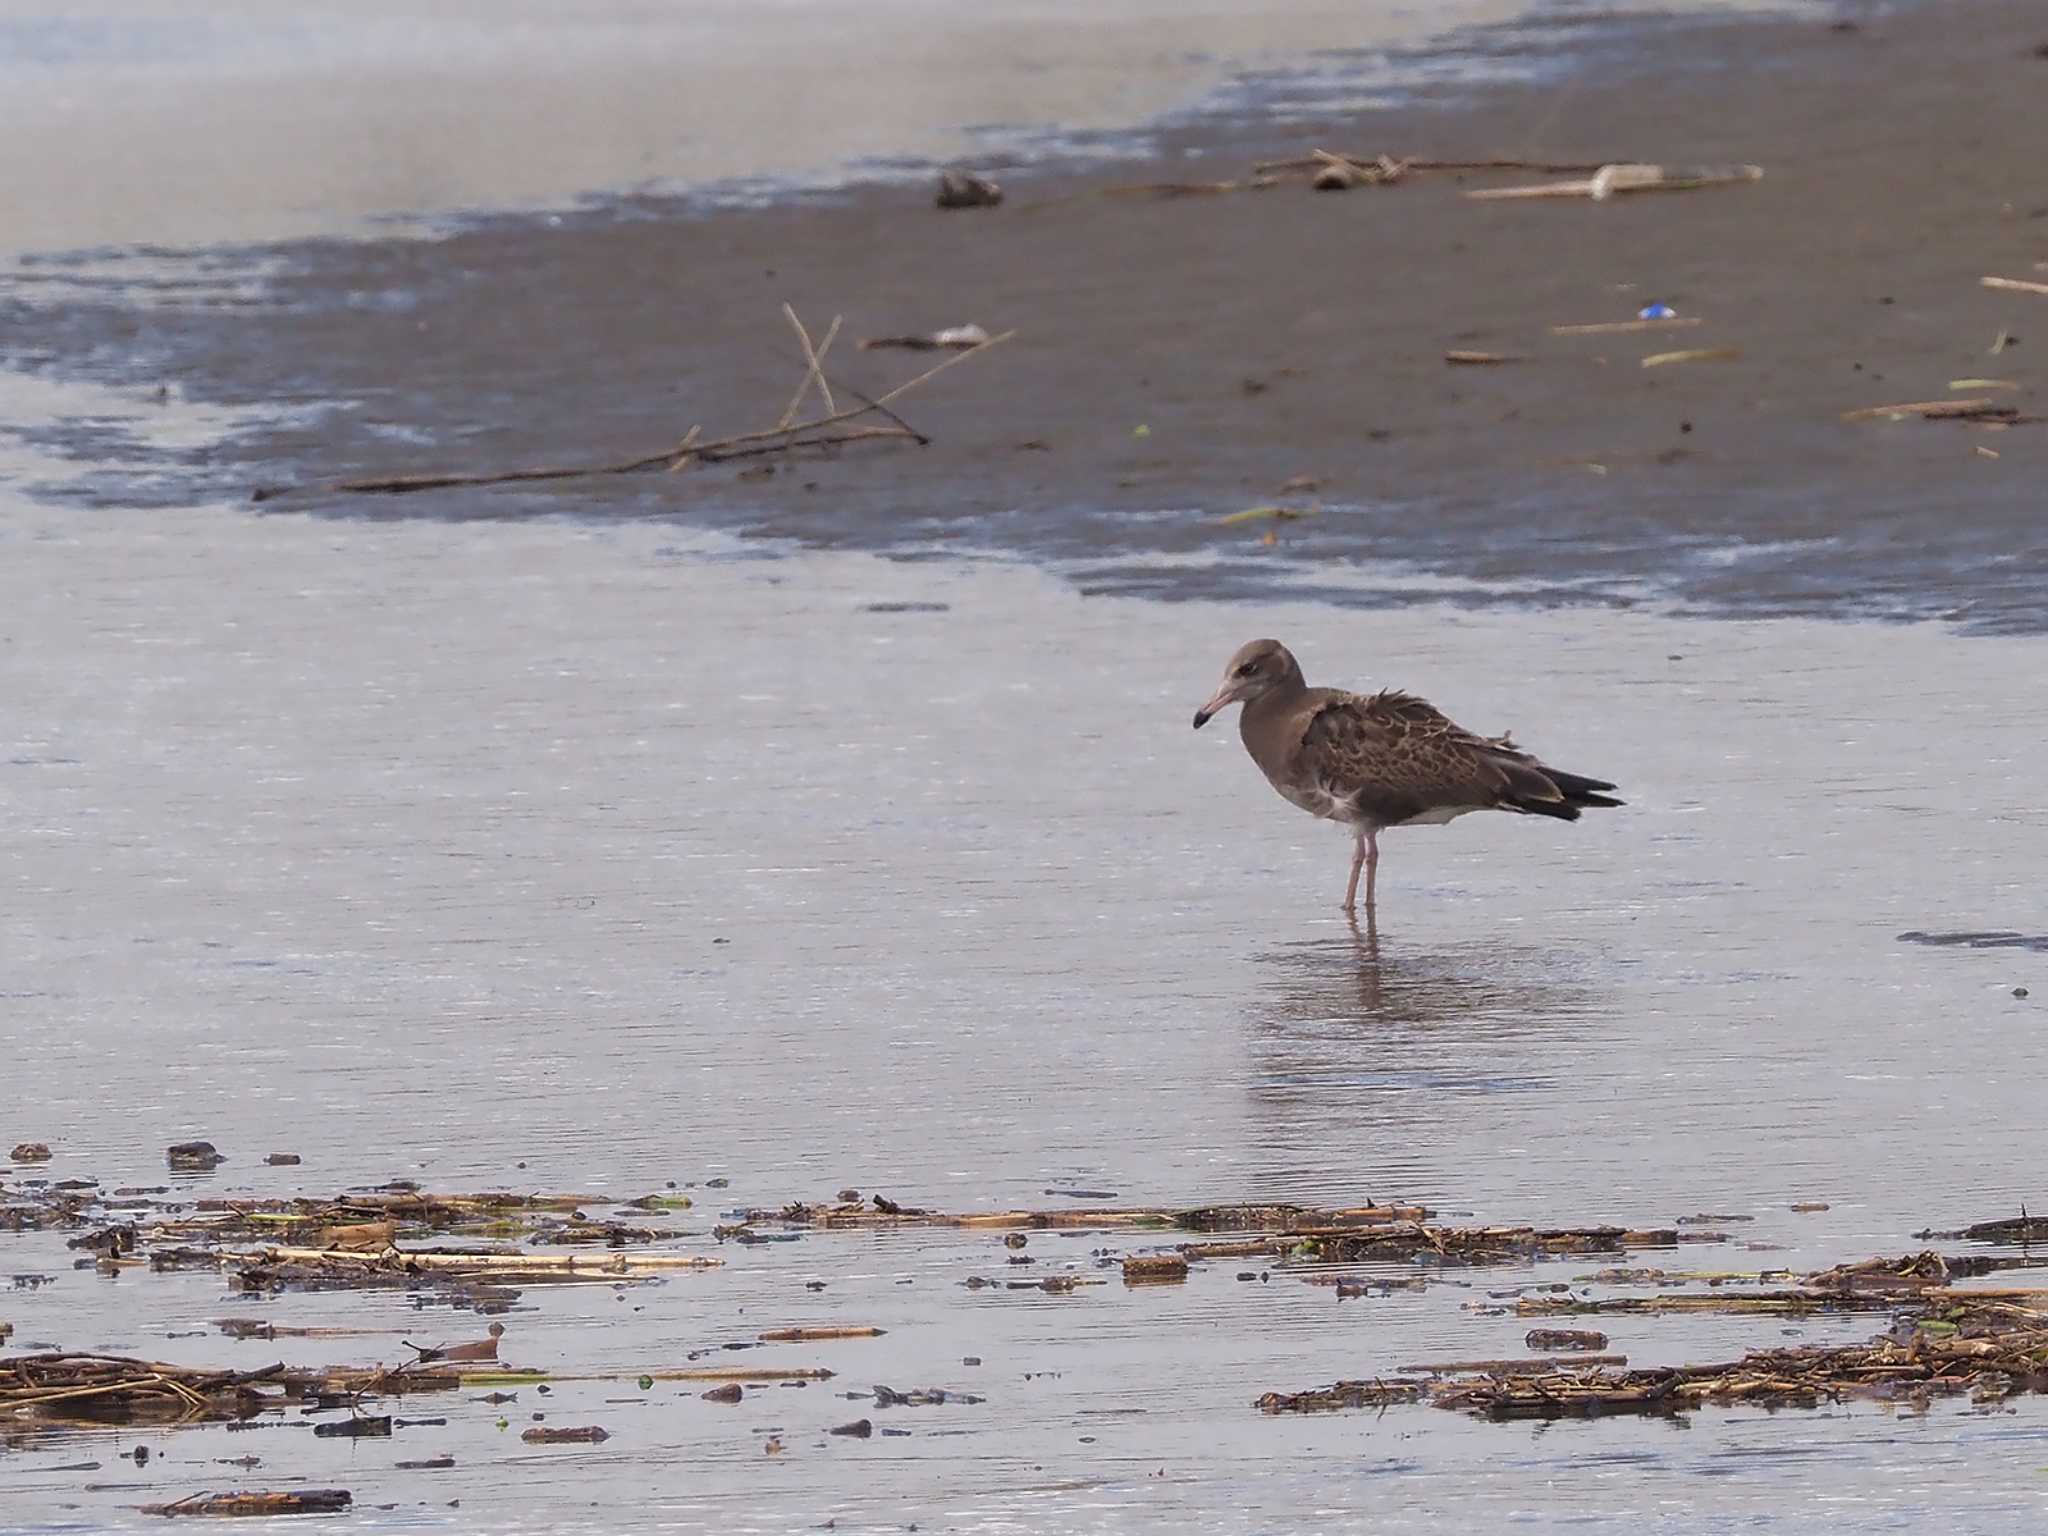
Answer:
[702,1384,743,1404]
[828,1418,873,1438]
[520,1425,608,1445]
[166,1141,224,1170]
[314,1416,392,1439]
[9,1143,51,1163]
[706,1177,730,1189]
[1526,1327,1610,1351]
[265,1153,301,1166]
[2015,987,2030,998]
[68,1224,136,1258]
[1003,1234,1027,1249]
[962,1357,981,1367]
[935,169,1002,209]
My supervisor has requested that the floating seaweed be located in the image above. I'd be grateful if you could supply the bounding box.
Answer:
[1262,1281,2048,1422]
[0,1353,455,1436]
[139,1489,352,1517]
[736,1197,1431,1233]
[1258,1378,1430,1412]
[1178,1222,1685,1269]
[1285,1223,1682,1266]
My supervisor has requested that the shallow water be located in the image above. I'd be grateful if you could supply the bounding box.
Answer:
[5,503,2047,1531]
[0,0,1818,251]
[4,1,2044,1525]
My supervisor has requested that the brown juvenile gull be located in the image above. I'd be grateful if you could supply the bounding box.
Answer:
[1192,639,1621,913]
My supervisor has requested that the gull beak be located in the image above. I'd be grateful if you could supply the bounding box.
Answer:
[1192,679,1243,730]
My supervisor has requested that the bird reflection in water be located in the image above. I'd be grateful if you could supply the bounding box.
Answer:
[1247,916,1592,1104]
[1241,918,1598,1198]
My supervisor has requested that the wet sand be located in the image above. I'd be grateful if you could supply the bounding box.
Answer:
[6,1,2041,627]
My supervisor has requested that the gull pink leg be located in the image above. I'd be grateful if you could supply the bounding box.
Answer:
[1343,830,1366,913]
[1364,828,1380,911]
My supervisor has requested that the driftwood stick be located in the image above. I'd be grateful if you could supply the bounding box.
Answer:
[807,375,929,446]
[677,403,897,456]
[1840,397,2008,423]
[141,1490,353,1518]
[778,306,841,427]
[1253,154,1610,176]
[260,309,1006,501]
[316,456,678,497]
[323,425,917,496]
[1550,317,1705,337]
[236,1244,722,1272]
[701,425,921,463]
[870,329,1016,408]
[664,423,703,474]
[1466,164,1763,202]
[811,315,843,398]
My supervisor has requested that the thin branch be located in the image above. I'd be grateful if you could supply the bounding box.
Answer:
[1252,153,1611,176]
[253,308,1009,503]
[871,329,1016,409]
[778,306,840,428]
[665,423,703,473]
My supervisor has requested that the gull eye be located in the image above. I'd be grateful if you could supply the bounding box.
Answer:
[1234,662,1256,678]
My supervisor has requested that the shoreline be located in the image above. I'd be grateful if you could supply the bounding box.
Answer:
[0,0,1818,258]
